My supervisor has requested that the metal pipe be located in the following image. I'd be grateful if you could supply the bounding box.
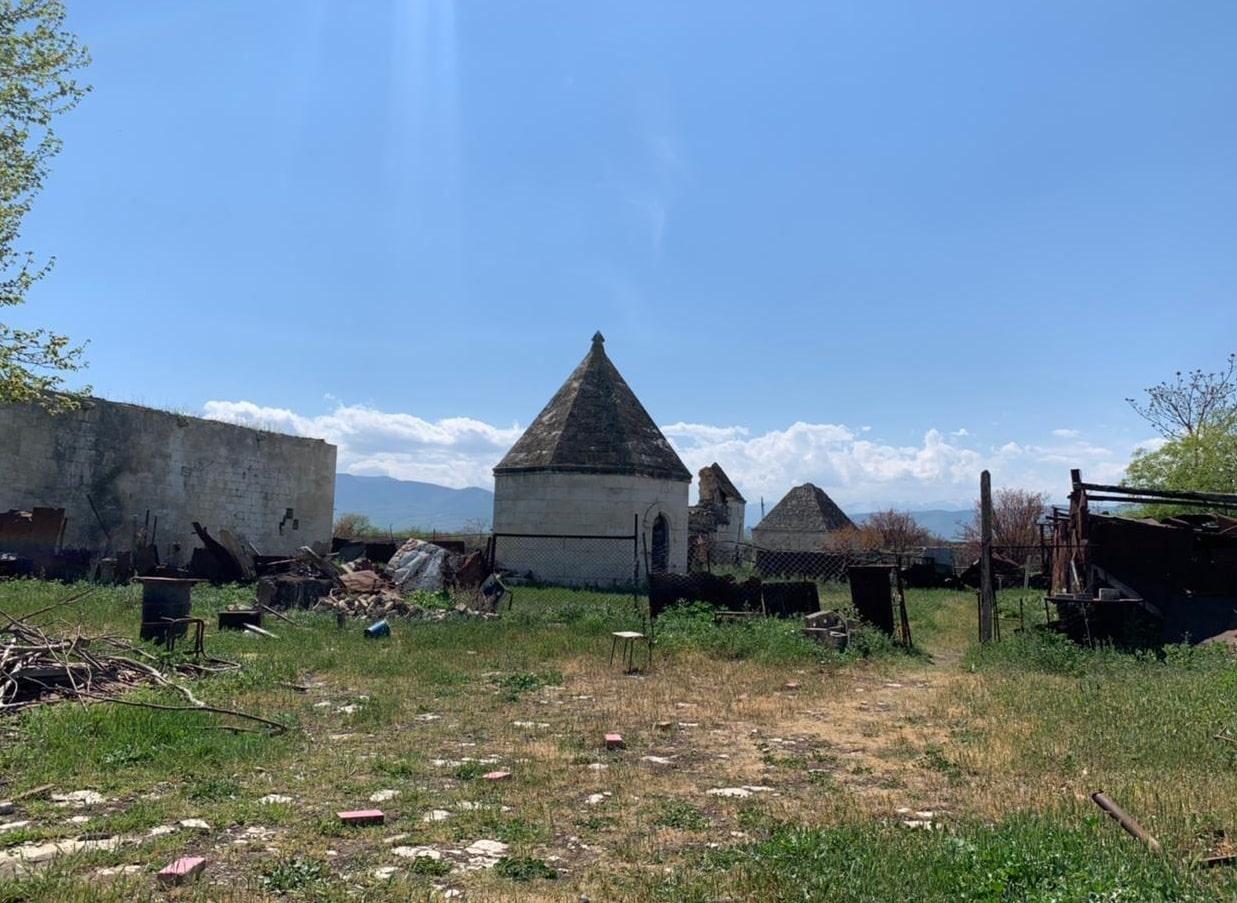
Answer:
[1091,791,1162,854]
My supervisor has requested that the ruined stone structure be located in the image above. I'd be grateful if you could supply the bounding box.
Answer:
[752,482,853,551]
[0,398,336,564]
[689,463,746,548]
[492,333,690,585]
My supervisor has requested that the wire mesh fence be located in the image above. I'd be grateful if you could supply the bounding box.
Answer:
[488,530,643,609]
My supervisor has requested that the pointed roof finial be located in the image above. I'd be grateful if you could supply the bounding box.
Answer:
[592,330,605,347]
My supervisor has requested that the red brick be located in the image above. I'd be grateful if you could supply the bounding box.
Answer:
[337,809,385,826]
[604,732,625,750]
[481,770,511,782]
[157,856,207,886]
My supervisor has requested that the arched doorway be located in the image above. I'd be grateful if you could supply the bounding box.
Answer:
[651,514,670,573]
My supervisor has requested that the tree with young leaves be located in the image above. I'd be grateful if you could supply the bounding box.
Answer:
[960,488,1048,564]
[1124,354,1237,512]
[825,509,938,556]
[1125,353,1237,440]
[0,0,90,408]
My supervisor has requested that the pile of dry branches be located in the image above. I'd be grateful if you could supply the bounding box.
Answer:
[0,588,286,734]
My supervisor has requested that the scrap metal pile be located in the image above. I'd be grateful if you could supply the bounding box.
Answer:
[1045,470,1237,646]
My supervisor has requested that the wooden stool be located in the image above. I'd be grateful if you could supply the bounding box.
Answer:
[609,631,651,673]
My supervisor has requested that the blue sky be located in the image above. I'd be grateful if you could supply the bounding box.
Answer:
[11,1,1237,508]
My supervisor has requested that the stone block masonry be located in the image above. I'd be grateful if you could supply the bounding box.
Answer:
[0,397,336,563]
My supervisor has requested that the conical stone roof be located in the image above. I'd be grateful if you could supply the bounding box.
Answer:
[494,333,690,482]
[755,483,853,533]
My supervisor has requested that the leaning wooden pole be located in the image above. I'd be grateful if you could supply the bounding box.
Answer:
[979,470,995,644]
[1091,791,1162,854]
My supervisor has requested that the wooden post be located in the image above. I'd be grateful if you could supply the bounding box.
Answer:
[979,470,995,643]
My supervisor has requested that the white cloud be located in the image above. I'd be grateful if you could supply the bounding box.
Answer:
[1052,428,1080,438]
[202,401,1137,509]
[202,400,522,489]
[950,428,969,437]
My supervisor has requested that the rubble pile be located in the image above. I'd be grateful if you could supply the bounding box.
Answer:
[291,538,502,621]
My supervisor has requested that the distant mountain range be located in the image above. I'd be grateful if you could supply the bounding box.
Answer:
[334,474,973,539]
[334,474,494,532]
[853,509,971,541]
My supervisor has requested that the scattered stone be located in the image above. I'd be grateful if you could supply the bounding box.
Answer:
[338,704,360,715]
[422,809,452,823]
[67,815,90,825]
[604,733,625,750]
[783,681,801,691]
[654,721,672,731]
[585,763,608,771]
[338,809,384,826]
[707,787,752,798]
[51,790,104,807]
[482,771,511,782]
[373,865,400,880]
[369,789,399,803]
[328,733,356,741]
[585,793,608,805]
[393,845,442,860]
[463,838,508,868]
[258,794,292,805]
[147,825,177,837]
[384,834,411,845]
[179,819,211,831]
[641,756,673,766]
[157,856,206,886]
[96,864,143,878]
[0,821,30,833]
[415,713,442,722]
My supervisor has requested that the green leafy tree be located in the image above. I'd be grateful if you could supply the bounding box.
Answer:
[1125,429,1237,516]
[1124,353,1237,515]
[0,0,90,408]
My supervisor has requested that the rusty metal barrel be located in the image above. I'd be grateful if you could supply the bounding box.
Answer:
[137,576,198,642]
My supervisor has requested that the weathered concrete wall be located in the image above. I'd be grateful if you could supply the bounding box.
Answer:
[0,398,336,563]
[492,471,688,586]
[751,527,831,552]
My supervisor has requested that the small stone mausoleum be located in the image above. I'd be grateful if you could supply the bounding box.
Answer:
[752,482,853,551]
[492,333,690,586]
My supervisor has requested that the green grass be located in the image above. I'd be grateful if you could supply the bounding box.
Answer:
[640,814,1230,902]
[1,579,1235,901]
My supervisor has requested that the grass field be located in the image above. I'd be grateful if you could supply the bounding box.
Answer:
[0,579,1235,901]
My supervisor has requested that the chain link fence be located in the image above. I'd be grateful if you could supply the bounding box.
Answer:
[487,530,643,610]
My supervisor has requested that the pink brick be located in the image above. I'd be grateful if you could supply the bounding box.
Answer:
[482,770,511,782]
[157,856,207,886]
[604,732,625,750]
[337,809,384,826]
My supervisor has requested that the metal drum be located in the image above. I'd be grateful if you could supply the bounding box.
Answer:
[137,576,198,642]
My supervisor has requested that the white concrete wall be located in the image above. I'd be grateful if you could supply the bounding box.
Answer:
[493,471,688,586]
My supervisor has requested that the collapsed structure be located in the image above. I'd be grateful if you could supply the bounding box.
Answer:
[1046,469,1237,645]
[491,333,690,585]
[0,398,336,575]
[689,463,747,549]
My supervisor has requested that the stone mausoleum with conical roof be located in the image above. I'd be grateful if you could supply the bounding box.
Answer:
[492,333,690,586]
